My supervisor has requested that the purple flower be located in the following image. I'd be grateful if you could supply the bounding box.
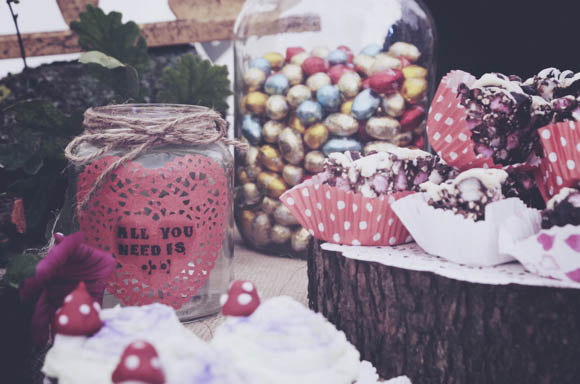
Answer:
[19,232,114,346]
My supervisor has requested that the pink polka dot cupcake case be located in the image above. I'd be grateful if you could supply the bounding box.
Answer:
[280,173,412,247]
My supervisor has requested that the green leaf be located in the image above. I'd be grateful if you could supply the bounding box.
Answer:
[156,54,232,116]
[5,248,43,289]
[0,100,83,172]
[79,50,125,69]
[70,5,149,73]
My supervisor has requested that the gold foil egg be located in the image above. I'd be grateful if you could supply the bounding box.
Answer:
[289,114,306,134]
[243,67,266,90]
[266,95,289,121]
[337,71,362,98]
[278,127,305,165]
[242,182,261,205]
[244,146,260,167]
[257,172,288,199]
[251,212,272,246]
[325,113,359,136]
[246,91,268,115]
[274,204,299,226]
[263,52,284,69]
[286,84,312,108]
[290,51,309,66]
[365,116,401,141]
[402,65,428,79]
[392,132,413,147]
[239,210,256,237]
[341,100,353,115]
[271,224,292,244]
[262,120,284,143]
[388,42,421,62]
[382,92,406,117]
[353,54,375,77]
[304,123,329,149]
[304,151,326,174]
[281,64,304,85]
[259,145,285,172]
[369,53,401,75]
[291,227,312,252]
[237,168,250,184]
[282,164,304,186]
[261,196,280,215]
[402,78,428,104]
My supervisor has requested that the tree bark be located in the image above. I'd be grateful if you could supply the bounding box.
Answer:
[308,239,580,384]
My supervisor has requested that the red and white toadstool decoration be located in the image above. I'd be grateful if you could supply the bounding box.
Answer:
[220,280,261,316]
[53,281,103,336]
[112,340,165,384]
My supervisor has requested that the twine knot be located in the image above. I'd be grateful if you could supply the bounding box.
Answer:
[65,104,247,211]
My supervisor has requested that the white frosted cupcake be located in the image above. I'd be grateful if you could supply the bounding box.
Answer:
[212,295,361,384]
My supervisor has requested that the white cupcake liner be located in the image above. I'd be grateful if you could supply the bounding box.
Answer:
[391,193,542,267]
[499,223,580,283]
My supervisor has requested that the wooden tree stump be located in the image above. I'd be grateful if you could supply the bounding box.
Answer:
[308,239,580,384]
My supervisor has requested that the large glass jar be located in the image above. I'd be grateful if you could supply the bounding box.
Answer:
[233,0,436,256]
[57,104,234,321]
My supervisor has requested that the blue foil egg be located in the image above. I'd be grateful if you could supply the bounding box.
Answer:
[264,74,290,95]
[316,85,341,112]
[360,44,382,57]
[351,89,381,120]
[327,49,349,65]
[249,58,271,76]
[296,100,324,125]
[241,115,262,145]
[322,137,362,155]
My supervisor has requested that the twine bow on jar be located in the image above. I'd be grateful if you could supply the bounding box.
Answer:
[65,104,247,211]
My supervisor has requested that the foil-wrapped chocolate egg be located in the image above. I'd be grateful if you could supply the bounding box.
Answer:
[251,212,272,246]
[363,140,399,155]
[290,51,309,66]
[327,49,349,65]
[369,53,402,75]
[365,116,401,141]
[324,113,358,136]
[382,92,406,117]
[257,172,288,199]
[278,127,305,165]
[246,91,268,115]
[287,84,312,108]
[388,42,421,62]
[261,196,280,215]
[262,120,284,143]
[304,123,329,149]
[360,43,382,57]
[322,137,362,156]
[242,182,261,205]
[271,224,292,244]
[266,95,289,120]
[264,73,290,95]
[244,67,266,90]
[263,52,284,69]
[402,65,428,79]
[237,168,250,184]
[241,115,262,145]
[291,227,312,252]
[316,85,341,111]
[245,146,260,167]
[281,64,304,85]
[259,145,285,172]
[392,132,413,147]
[311,46,330,59]
[353,54,375,77]
[351,89,381,120]
[341,100,353,115]
[282,164,304,186]
[239,210,256,238]
[306,73,332,92]
[296,100,324,125]
[402,78,428,104]
[249,58,271,76]
[304,150,327,173]
[245,165,262,181]
[337,71,362,98]
[289,113,306,134]
[274,204,299,226]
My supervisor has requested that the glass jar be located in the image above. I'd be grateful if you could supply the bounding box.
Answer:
[233,0,436,256]
[57,104,234,321]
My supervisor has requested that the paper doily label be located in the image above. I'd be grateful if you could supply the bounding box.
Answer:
[77,154,229,309]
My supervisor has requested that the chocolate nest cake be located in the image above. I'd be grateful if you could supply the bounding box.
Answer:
[322,148,457,198]
[541,187,580,229]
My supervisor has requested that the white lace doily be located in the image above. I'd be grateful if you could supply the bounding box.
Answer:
[321,242,580,289]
